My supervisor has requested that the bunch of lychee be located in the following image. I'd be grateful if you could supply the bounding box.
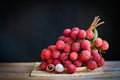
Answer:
[39,16,109,74]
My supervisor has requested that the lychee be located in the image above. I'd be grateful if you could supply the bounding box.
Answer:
[59,52,68,61]
[39,62,48,71]
[69,52,78,61]
[67,64,76,74]
[87,60,97,70]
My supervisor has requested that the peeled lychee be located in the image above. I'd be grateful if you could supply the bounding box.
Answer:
[55,64,64,73]
[67,64,76,74]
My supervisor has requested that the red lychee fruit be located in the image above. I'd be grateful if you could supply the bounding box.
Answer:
[41,49,51,60]
[97,57,105,67]
[81,39,90,50]
[39,62,48,71]
[86,30,94,40]
[78,29,86,39]
[67,64,76,74]
[53,59,61,66]
[56,40,65,49]
[69,52,78,61]
[71,42,81,52]
[63,28,71,37]
[73,60,82,67]
[63,60,72,68]
[94,37,103,47]
[100,40,109,50]
[91,49,101,63]
[58,36,65,41]
[70,30,78,40]
[60,52,68,61]
[71,27,80,32]
[52,50,60,59]
[64,43,71,53]
[87,60,97,70]
[48,45,57,51]
[64,37,72,43]
[47,59,53,64]
[79,50,91,61]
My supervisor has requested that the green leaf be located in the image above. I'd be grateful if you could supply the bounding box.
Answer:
[90,28,98,44]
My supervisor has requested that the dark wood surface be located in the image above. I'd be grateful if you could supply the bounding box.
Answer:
[0,61,120,80]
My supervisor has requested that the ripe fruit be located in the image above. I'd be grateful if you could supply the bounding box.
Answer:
[52,50,60,59]
[64,43,71,53]
[39,62,48,71]
[69,52,78,61]
[63,29,71,37]
[56,40,65,49]
[94,37,102,47]
[53,59,61,66]
[73,60,82,67]
[39,16,109,74]
[81,39,90,50]
[67,64,76,74]
[78,29,86,39]
[86,30,94,40]
[87,60,97,70]
[55,64,64,73]
[97,57,105,67]
[100,40,109,50]
[79,50,91,61]
[59,52,68,61]
[71,42,81,52]
[63,60,72,68]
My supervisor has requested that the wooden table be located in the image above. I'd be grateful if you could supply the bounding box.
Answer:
[0,61,120,80]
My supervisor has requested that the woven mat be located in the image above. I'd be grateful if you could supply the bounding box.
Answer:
[30,62,104,77]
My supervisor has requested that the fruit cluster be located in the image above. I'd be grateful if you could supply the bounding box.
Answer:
[39,16,109,74]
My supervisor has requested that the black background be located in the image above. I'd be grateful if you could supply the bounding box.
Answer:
[0,0,119,62]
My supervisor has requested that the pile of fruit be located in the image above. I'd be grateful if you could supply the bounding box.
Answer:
[39,16,109,74]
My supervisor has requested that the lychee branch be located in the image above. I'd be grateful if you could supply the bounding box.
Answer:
[88,16,104,31]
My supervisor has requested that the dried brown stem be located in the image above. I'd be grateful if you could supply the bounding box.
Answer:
[88,16,104,31]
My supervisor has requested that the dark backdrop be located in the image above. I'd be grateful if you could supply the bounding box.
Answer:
[0,0,119,62]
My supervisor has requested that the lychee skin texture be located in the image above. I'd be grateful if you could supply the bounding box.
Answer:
[47,59,53,64]
[100,40,109,50]
[87,60,97,70]
[55,64,64,73]
[53,59,61,66]
[94,38,103,47]
[78,29,86,39]
[71,42,81,52]
[97,57,105,67]
[58,36,65,41]
[70,30,78,40]
[52,50,60,59]
[91,49,101,63]
[72,27,80,32]
[79,50,91,61]
[63,60,72,68]
[41,49,51,60]
[56,40,65,49]
[67,64,76,74]
[60,52,68,61]
[86,30,94,40]
[73,60,82,67]
[81,40,90,50]
[39,62,48,71]
[48,45,57,51]
[69,52,78,61]
[64,43,71,53]
[63,29,71,37]
[64,37,72,43]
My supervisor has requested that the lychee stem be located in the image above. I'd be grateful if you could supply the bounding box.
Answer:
[88,16,104,31]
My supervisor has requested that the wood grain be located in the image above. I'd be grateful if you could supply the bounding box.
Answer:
[0,61,120,80]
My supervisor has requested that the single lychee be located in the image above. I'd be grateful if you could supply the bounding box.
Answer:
[39,62,48,71]
[73,60,82,67]
[87,60,97,70]
[69,52,78,61]
[67,64,76,74]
